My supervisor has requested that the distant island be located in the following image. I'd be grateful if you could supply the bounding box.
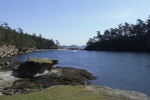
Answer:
[61,45,86,50]
[86,16,150,52]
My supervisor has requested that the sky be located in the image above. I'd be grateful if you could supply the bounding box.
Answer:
[0,0,150,46]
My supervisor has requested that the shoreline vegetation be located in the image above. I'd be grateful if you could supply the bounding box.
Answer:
[86,16,150,52]
[0,21,60,50]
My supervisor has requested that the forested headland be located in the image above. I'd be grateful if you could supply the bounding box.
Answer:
[0,22,59,51]
[86,16,150,52]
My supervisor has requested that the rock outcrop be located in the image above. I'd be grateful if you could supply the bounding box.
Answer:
[0,66,97,95]
[0,45,37,71]
[0,45,18,70]
[17,58,58,77]
[0,45,18,58]
[12,67,97,90]
[18,47,36,53]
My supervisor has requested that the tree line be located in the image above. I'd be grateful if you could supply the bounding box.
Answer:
[86,16,150,52]
[0,21,59,51]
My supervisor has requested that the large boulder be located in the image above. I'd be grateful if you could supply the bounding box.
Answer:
[17,58,58,77]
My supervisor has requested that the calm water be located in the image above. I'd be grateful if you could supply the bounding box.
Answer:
[12,50,150,96]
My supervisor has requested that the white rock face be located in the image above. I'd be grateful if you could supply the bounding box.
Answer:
[0,45,18,58]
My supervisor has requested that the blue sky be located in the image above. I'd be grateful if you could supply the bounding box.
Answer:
[0,0,150,46]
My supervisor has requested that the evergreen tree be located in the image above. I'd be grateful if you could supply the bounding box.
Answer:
[86,15,150,52]
[0,21,59,50]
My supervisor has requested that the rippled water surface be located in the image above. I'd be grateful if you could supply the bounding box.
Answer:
[12,50,150,95]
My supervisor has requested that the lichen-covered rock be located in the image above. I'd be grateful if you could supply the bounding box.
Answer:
[17,58,58,77]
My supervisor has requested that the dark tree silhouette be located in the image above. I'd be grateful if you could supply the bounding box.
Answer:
[0,21,59,50]
[86,16,150,52]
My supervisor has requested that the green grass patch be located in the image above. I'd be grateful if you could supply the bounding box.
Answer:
[27,83,40,90]
[0,86,107,100]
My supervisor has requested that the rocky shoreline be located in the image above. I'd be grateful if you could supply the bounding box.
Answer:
[0,45,18,58]
[0,68,150,100]
[0,47,150,99]
[0,68,97,95]
[0,58,97,95]
[0,45,17,71]
[0,45,36,71]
